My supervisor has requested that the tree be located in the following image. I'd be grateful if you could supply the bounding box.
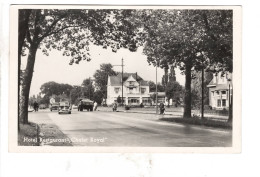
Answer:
[93,90,104,104]
[70,86,82,104]
[148,81,165,92]
[165,81,184,107]
[169,66,176,83]
[81,78,95,100]
[39,81,73,106]
[93,63,117,99]
[191,71,213,108]
[40,81,73,98]
[19,9,128,124]
[135,10,232,118]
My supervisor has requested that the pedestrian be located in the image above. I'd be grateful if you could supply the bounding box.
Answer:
[159,102,165,114]
[112,101,117,112]
[36,102,39,111]
[33,101,38,112]
[94,101,98,111]
[80,100,84,111]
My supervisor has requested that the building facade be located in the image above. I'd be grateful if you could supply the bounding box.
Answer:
[107,73,151,105]
[207,72,232,110]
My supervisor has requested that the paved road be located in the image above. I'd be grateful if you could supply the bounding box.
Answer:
[29,110,232,147]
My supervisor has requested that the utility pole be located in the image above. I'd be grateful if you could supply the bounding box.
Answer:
[89,77,91,99]
[113,58,124,105]
[201,67,204,119]
[156,61,158,114]
[122,58,124,105]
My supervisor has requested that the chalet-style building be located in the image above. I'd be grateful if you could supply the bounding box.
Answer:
[207,72,233,110]
[107,73,152,105]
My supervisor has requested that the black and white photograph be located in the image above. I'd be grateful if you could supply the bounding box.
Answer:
[9,5,241,152]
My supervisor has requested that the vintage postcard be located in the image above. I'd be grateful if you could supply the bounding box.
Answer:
[9,5,242,153]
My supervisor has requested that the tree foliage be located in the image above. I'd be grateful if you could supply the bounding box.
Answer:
[165,81,184,104]
[81,78,95,100]
[40,81,73,97]
[93,90,104,104]
[93,63,117,99]
[130,9,232,118]
[148,81,165,92]
[19,9,129,123]
[191,71,213,108]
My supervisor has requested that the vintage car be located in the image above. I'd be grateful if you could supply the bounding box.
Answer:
[78,98,94,111]
[50,102,59,111]
[58,101,71,114]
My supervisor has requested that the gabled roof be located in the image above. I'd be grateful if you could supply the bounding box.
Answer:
[117,73,143,82]
[207,79,216,87]
[108,73,147,86]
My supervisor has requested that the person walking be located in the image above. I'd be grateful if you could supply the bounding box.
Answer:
[159,102,165,114]
[112,101,117,112]
[94,101,98,111]
[33,101,38,112]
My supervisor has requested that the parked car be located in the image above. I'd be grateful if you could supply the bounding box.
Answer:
[39,104,47,109]
[50,103,59,111]
[78,98,94,111]
[58,101,71,114]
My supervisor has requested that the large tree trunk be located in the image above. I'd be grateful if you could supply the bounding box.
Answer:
[18,10,31,129]
[20,45,38,124]
[183,63,192,118]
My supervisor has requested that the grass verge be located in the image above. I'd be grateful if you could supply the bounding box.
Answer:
[18,122,40,146]
[38,123,73,146]
[160,117,232,129]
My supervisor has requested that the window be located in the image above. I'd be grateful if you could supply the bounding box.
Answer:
[129,81,134,85]
[222,99,226,107]
[114,87,120,94]
[217,99,221,107]
[221,91,226,95]
[142,98,151,104]
[141,88,146,94]
[129,88,133,93]
[129,98,139,104]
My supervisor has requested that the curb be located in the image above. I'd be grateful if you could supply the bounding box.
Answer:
[97,109,174,115]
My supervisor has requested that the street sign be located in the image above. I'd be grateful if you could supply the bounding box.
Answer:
[50,98,55,104]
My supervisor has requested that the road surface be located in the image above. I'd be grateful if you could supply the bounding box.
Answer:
[29,110,232,147]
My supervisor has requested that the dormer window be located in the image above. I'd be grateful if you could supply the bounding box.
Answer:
[141,88,146,94]
[114,87,120,94]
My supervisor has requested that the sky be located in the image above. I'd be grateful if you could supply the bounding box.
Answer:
[21,45,185,97]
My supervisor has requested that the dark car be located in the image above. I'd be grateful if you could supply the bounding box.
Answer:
[78,98,94,111]
[50,103,59,111]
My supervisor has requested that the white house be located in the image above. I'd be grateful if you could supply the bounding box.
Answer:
[107,73,151,105]
[207,72,232,110]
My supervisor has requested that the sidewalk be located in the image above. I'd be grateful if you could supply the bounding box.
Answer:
[29,112,72,146]
[96,106,228,120]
